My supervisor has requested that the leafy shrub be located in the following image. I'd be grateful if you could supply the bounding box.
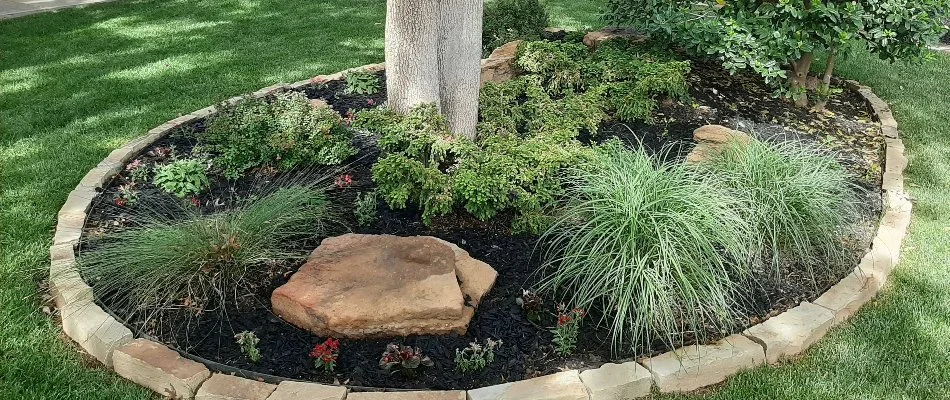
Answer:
[538,142,752,352]
[363,104,595,231]
[76,185,332,323]
[379,344,434,376]
[344,71,381,95]
[482,0,550,54]
[201,92,356,179]
[698,137,857,278]
[516,40,588,95]
[606,0,949,108]
[153,159,210,198]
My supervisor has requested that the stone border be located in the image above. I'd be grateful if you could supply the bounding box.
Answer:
[49,57,911,399]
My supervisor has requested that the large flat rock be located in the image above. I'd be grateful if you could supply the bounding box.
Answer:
[271,234,496,338]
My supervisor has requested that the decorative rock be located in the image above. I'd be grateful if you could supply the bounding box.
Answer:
[266,381,346,400]
[582,28,647,50]
[347,391,465,400]
[642,334,765,393]
[272,234,496,338]
[196,374,276,400]
[466,370,590,400]
[579,362,652,400]
[686,125,752,163]
[113,339,211,399]
[813,271,877,324]
[481,40,522,86]
[743,302,834,364]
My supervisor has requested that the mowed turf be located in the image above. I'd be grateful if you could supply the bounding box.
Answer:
[1,1,947,399]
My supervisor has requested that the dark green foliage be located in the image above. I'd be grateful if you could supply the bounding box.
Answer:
[354,191,378,226]
[153,159,210,198]
[200,92,357,179]
[76,185,332,323]
[344,71,381,95]
[516,40,588,95]
[361,104,595,231]
[482,0,550,54]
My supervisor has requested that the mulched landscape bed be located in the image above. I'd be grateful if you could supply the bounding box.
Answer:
[80,53,885,390]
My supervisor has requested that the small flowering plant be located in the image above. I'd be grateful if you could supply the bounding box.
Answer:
[113,183,138,207]
[234,331,262,362]
[125,159,150,183]
[516,289,543,325]
[379,344,433,376]
[455,338,502,373]
[334,174,354,189]
[552,305,585,356]
[310,338,340,374]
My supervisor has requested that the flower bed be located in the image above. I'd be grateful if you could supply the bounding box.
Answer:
[49,32,912,399]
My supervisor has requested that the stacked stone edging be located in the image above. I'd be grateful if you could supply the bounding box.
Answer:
[49,57,912,399]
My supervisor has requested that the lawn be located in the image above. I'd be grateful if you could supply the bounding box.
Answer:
[0,1,947,399]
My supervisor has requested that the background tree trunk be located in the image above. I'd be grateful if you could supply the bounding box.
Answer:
[813,48,838,111]
[438,0,483,139]
[385,0,441,114]
[789,52,814,108]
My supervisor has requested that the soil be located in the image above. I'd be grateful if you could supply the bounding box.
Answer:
[79,47,885,391]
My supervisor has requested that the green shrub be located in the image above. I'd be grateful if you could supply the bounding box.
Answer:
[698,137,857,278]
[153,159,210,198]
[344,71,381,95]
[76,185,331,322]
[362,104,595,231]
[482,0,549,54]
[201,92,356,179]
[516,40,588,95]
[538,142,752,352]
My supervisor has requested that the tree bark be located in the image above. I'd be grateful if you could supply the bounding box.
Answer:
[812,48,838,112]
[438,0,483,139]
[789,52,814,108]
[385,0,441,114]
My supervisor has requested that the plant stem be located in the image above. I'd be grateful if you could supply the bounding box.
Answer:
[813,47,838,111]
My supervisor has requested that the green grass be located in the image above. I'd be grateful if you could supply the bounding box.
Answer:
[1,0,947,399]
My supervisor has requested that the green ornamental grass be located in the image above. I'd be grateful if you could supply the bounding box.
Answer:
[700,137,858,280]
[539,142,753,352]
[74,185,332,324]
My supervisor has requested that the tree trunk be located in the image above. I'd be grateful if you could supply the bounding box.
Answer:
[385,0,441,114]
[438,0,483,139]
[812,48,838,112]
[789,52,814,108]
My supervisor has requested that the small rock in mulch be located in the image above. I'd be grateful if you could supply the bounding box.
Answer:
[582,28,648,50]
[271,234,497,339]
[685,124,752,163]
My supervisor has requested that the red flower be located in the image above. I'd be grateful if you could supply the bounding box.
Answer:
[334,174,353,189]
[115,198,127,207]
[557,314,572,326]
[190,197,201,207]
[367,99,376,106]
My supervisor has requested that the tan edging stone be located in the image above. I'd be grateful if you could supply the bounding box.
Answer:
[347,391,465,400]
[113,339,211,399]
[742,302,834,364]
[196,374,277,400]
[50,60,912,400]
[466,370,589,400]
[266,381,347,400]
[579,362,652,400]
[641,334,765,393]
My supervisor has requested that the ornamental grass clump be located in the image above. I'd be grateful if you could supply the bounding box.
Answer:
[76,185,332,323]
[538,142,752,353]
[699,138,858,280]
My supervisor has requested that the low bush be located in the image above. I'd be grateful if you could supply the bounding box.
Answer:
[344,71,381,96]
[482,0,550,55]
[698,138,857,279]
[200,92,356,179]
[363,104,596,231]
[76,185,332,322]
[538,142,752,352]
[153,158,210,198]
